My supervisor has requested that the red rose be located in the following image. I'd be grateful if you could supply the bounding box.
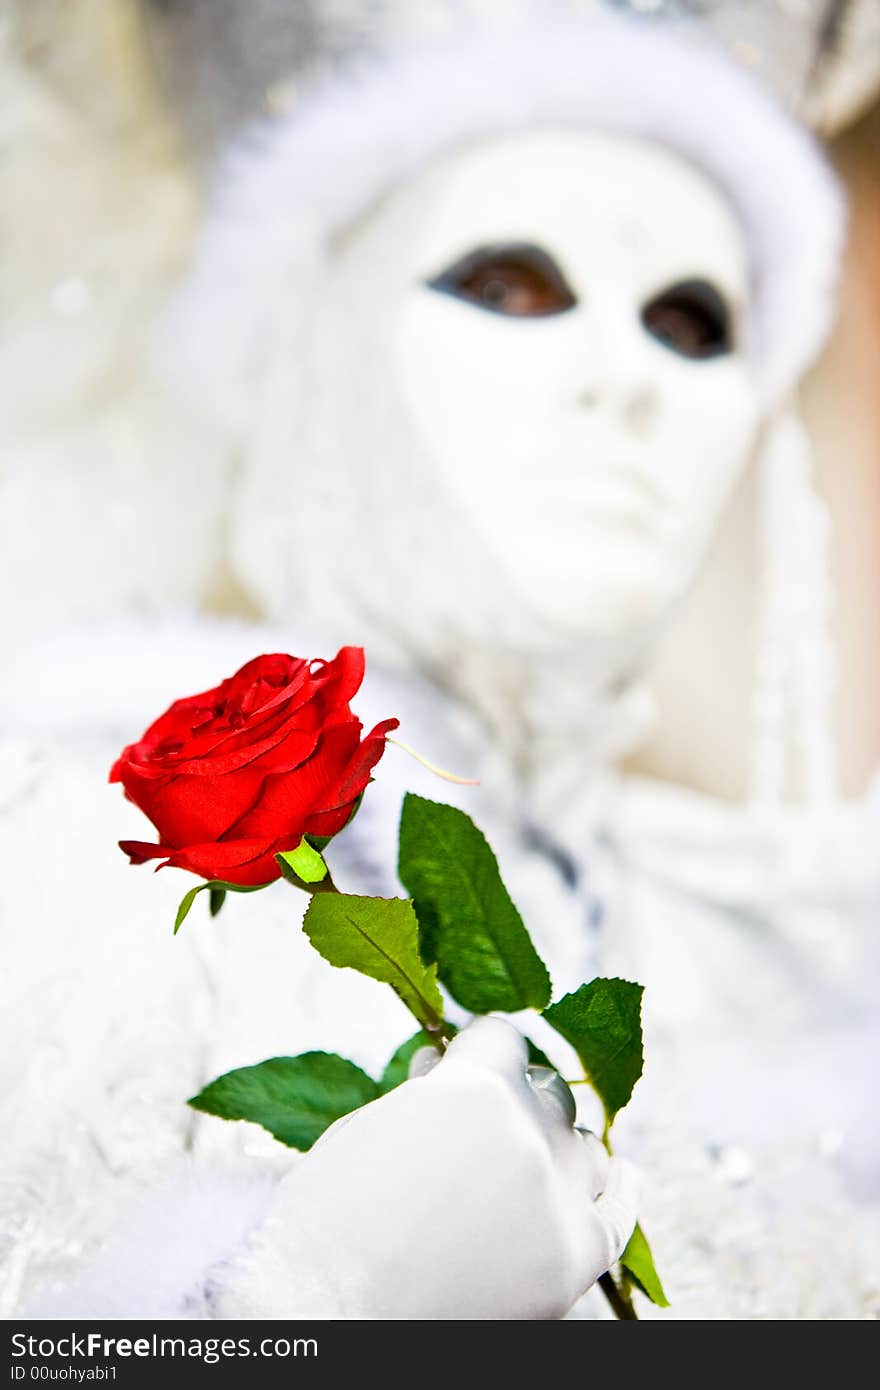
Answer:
[110,647,398,887]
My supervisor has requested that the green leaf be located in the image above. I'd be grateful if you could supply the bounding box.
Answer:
[304,833,333,853]
[188,1052,378,1150]
[542,978,644,1122]
[174,883,206,935]
[276,838,328,884]
[378,1031,436,1094]
[173,879,267,935]
[620,1223,669,1308]
[397,794,551,1013]
[302,894,445,1030]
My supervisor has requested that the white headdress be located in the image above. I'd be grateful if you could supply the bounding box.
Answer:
[166,8,847,809]
[147,1,880,156]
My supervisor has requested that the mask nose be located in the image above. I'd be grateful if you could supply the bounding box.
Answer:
[576,365,658,433]
[571,307,660,430]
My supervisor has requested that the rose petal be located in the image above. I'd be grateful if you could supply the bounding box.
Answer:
[315,716,400,812]
[119,656,311,773]
[130,767,268,847]
[111,648,394,883]
[303,802,358,838]
[306,647,365,719]
[226,722,363,840]
[167,724,320,778]
[164,838,292,887]
[118,839,170,865]
[222,653,305,702]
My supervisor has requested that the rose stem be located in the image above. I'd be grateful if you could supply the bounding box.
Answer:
[598,1272,639,1321]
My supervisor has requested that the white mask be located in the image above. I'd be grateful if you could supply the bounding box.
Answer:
[308,131,759,646]
[181,19,841,806]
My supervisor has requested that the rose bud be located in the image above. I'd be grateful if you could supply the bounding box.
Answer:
[110,647,398,887]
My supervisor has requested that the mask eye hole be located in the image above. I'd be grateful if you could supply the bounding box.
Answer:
[426,243,577,318]
[641,279,733,359]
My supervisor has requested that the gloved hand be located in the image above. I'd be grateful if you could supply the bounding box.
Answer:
[212,1016,639,1319]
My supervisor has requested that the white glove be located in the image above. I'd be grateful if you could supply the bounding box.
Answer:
[212,1017,639,1319]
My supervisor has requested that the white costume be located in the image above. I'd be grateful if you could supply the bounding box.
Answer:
[2,10,878,1319]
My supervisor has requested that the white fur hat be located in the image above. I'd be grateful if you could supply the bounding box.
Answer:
[171,10,845,429]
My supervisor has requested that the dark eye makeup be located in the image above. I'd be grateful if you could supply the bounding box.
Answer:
[425,246,733,360]
[641,279,733,360]
[426,243,577,318]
